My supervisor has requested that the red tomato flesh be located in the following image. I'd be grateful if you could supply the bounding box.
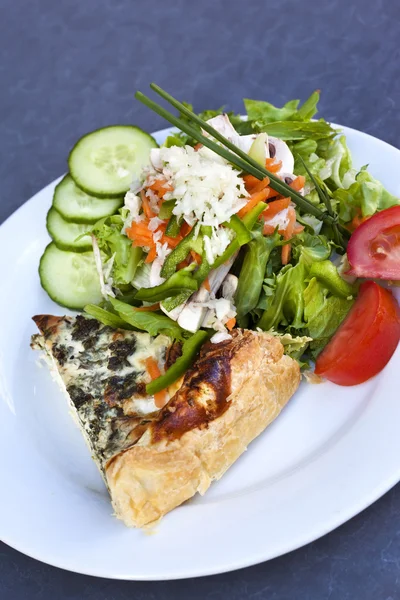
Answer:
[315,281,400,386]
[347,205,400,280]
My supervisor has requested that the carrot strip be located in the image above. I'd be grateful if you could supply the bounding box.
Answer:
[225,317,236,331]
[132,303,160,312]
[154,390,167,408]
[263,224,280,235]
[262,197,291,220]
[281,243,291,265]
[141,190,154,219]
[145,356,161,379]
[290,175,306,191]
[193,143,203,151]
[144,357,167,408]
[237,188,269,218]
[346,209,369,232]
[281,208,296,265]
[180,222,193,237]
[243,174,261,189]
[163,234,182,248]
[204,277,211,291]
[190,250,202,264]
[148,178,173,193]
[265,158,282,173]
[248,177,270,194]
[145,245,157,263]
[177,259,190,270]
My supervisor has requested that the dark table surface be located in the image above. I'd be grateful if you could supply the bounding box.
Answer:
[1,0,400,597]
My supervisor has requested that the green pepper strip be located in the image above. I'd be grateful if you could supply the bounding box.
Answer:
[158,199,176,220]
[212,202,266,269]
[308,260,357,298]
[161,252,211,312]
[165,214,182,237]
[223,214,252,245]
[161,227,204,279]
[146,330,209,394]
[135,269,198,302]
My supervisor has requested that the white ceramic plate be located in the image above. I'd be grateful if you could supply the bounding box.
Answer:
[1,125,400,580]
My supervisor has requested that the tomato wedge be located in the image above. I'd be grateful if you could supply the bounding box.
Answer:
[347,205,400,280]
[315,281,400,386]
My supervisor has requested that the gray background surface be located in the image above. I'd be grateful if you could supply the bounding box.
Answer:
[1,0,400,597]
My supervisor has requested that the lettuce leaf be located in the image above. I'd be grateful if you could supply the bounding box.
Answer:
[244,98,300,123]
[333,169,400,222]
[91,213,143,287]
[304,278,354,357]
[258,261,307,331]
[244,90,320,123]
[109,298,187,339]
[244,91,335,141]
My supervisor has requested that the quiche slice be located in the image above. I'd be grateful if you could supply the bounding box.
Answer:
[31,315,179,473]
[32,315,300,527]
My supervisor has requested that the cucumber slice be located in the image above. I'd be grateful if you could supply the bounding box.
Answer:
[39,243,103,309]
[53,174,123,223]
[46,207,93,252]
[68,125,157,198]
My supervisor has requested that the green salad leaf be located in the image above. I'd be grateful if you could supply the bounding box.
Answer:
[84,304,133,329]
[334,169,400,222]
[109,298,187,339]
[244,98,301,123]
[91,213,142,287]
[304,278,354,357]
[258,261,307,331]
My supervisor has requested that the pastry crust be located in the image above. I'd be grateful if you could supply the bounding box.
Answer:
[106,330,300,527]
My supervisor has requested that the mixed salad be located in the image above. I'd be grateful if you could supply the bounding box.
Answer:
[39,87,400,399]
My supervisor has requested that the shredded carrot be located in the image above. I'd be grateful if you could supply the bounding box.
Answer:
[281,208,296,265]
[243,174,261,189]
[265,158,282,173]
[132,303,160,312]
[145,245,157,263]
[237,188,269,218]
[263,224,283,236]
[346,209,369,232]
[177,258,190,270]
[148,178,173,194]
[248,176,270,194]
[204,277,211,291]
[154,390,167,408]
[193,143,203,151]
[261,197,291,220]
[145,356,161,379]
[163,234,183,248]
[290,175,306,192]
[225,317,236,331]
[180,222,193,237]
[144,357,167,408]
[281,243,291,266]
[140,190,154,219]
[266,187,280,200]
[190,250,202,265]
[126,221,152,240]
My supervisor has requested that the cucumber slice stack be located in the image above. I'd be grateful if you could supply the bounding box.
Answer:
[40,125,157,309]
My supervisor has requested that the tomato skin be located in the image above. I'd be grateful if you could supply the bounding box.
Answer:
[347,205,400,280]
[315,281,400,386]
